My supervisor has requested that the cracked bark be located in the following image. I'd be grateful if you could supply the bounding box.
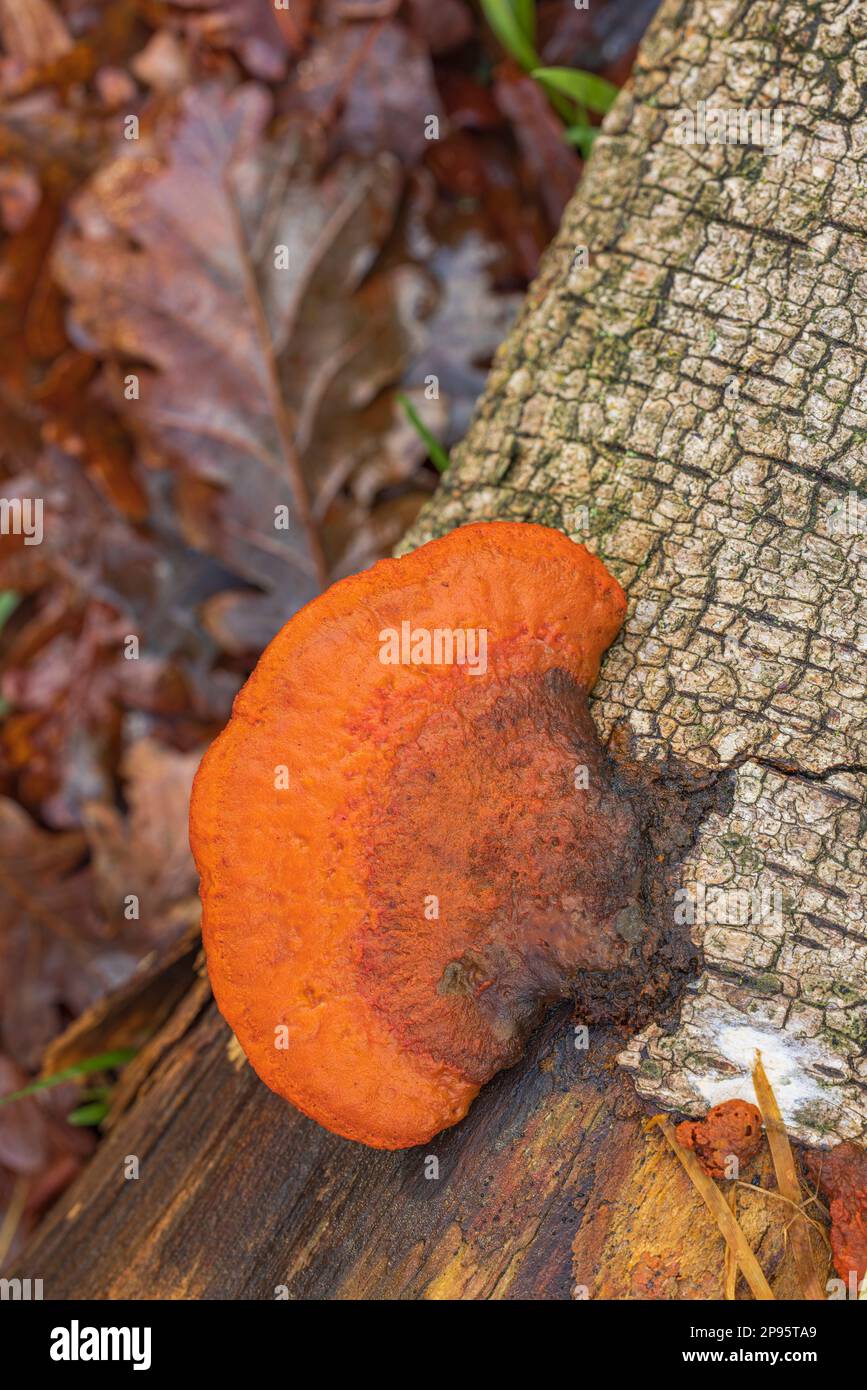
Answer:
[401,0,867,1149]
[14,0,863,1298]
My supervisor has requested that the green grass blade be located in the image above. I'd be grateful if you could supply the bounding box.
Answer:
[532,67,619,115]
[513,0,536,46]
[398,393,450,474]
[480,0,539,71]
[0,590,20,633]
[67,1100,110,1127]
[0,1048,136,1107]
[563,124,601,158]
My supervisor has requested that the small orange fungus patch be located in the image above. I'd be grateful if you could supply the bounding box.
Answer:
[806,1142,867,1287]
[675,1100,764,1179]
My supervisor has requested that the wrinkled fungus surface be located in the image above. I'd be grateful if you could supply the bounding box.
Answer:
[362,666,709,1085]
[675,1099,764,1178]
[806,1142,867,1286]
[191,522,721,1148]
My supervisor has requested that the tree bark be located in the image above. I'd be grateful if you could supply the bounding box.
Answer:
[16,0,863,1298]
[401,0,867,1152]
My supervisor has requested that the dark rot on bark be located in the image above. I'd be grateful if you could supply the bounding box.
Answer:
[675,1100,764,1179]
[191,522,714,1148]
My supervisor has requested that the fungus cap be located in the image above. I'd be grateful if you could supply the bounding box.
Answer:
[191,522,628,1147]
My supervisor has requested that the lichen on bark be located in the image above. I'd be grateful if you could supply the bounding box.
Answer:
[400,0,867,1145]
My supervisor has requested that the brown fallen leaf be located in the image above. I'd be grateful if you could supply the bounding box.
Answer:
[83,736,202,942]
[0,448,239,825]
[168,0,303,80]
[0,746,201,1075]
[493,64,582,229]
[0,160,40,233]
[0,162,66,468]
[282,19,444,166]
[0,796,107,1068]
[406,230,521,445]
[404,0,473,55]
[54,84,428,645]
[322,488,436,584]
[40,921,202,1092]
[424,131,549,282]
[0,593,123,823]
[0,0,72,73]
[0,1052,94,1271]
[130,30,192,96]
[53,80,474,650]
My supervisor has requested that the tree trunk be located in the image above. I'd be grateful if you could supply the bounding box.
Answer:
[401,0,867,1152]
[16,0,863,1298]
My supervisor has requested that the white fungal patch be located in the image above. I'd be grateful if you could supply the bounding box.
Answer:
[687,1024,826,1119]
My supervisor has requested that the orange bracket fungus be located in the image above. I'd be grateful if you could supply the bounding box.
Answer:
[191,522,722,1148]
